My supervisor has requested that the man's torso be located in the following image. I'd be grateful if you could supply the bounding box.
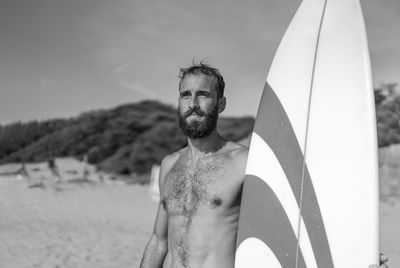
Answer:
[160,142,248,268]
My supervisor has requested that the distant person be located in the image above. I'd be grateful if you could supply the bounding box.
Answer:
[48,158,62,181]
[19,163,31,182]
[82,154,89,180]
[95,166,105,184]
[140,62,389,268]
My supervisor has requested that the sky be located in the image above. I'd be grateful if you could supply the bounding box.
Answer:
[0,0,399,124]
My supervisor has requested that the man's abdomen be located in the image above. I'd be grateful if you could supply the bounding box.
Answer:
[166,211,239,268]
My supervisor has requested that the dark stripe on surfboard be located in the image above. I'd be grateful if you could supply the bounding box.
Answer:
[237,175,307,268]
[253,81,333,267]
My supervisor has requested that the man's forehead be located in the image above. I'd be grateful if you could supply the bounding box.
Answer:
[179,74,217,91]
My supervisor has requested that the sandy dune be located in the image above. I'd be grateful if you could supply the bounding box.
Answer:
[0,157,399,267]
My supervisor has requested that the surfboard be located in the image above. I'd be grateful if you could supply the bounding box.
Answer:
[235,0,379,267]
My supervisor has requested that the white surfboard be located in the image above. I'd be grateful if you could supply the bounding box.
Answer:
[235,0,379,267]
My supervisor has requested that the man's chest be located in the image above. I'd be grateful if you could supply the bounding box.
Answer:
[161,158,243,217]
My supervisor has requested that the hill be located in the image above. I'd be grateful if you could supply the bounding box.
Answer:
[0,100,254,175]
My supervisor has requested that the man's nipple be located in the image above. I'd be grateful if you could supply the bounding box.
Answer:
[210,196,223,208]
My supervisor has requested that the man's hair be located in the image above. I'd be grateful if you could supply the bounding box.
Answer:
[179,61,225,99]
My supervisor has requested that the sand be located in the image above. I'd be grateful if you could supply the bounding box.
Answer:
[0,177,158,268]
[0,158,158,268]
[381,201,400,267]
[0,158,399,267]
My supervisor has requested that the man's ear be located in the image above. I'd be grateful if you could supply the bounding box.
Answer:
[218,97,226,114]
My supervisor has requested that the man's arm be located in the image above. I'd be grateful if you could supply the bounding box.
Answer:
[139,202,168,268]
[140,157,171,268]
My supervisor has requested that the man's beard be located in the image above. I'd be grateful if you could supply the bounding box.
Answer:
[178,105,219,139]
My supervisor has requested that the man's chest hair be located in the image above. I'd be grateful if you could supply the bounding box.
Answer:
[161,157,229,216]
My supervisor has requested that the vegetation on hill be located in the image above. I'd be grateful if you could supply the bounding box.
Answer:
[0,119,68,160]
[375,83,400,147]
[0,100,254,175]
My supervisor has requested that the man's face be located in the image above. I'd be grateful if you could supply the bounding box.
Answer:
[178,74,224,139]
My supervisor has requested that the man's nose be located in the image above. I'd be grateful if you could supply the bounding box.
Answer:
[188,96,199,109]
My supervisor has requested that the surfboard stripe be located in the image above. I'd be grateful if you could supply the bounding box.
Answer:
[246,132,318,268]
[252,81,334,267]
[237,174,307,268]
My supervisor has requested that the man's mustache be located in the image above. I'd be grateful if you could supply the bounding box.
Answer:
[183,107,206,118]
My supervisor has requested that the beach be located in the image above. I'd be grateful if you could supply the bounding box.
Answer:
[0,159,158,268]
[0,158,399,267]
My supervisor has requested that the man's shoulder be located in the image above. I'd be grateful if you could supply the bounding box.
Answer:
[158,149,184,188]
[159,147,189,178]
[219,142,248,183]
[160,147,186,167]
[225,141,249,160]
[217,141,248,173]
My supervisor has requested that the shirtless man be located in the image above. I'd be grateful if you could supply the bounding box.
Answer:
[140,63,389,268]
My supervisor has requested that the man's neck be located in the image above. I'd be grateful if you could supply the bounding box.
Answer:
[187,130,227,162]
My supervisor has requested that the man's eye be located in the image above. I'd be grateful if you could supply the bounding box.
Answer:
[180,93,190,98]
[198,92,210,97]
